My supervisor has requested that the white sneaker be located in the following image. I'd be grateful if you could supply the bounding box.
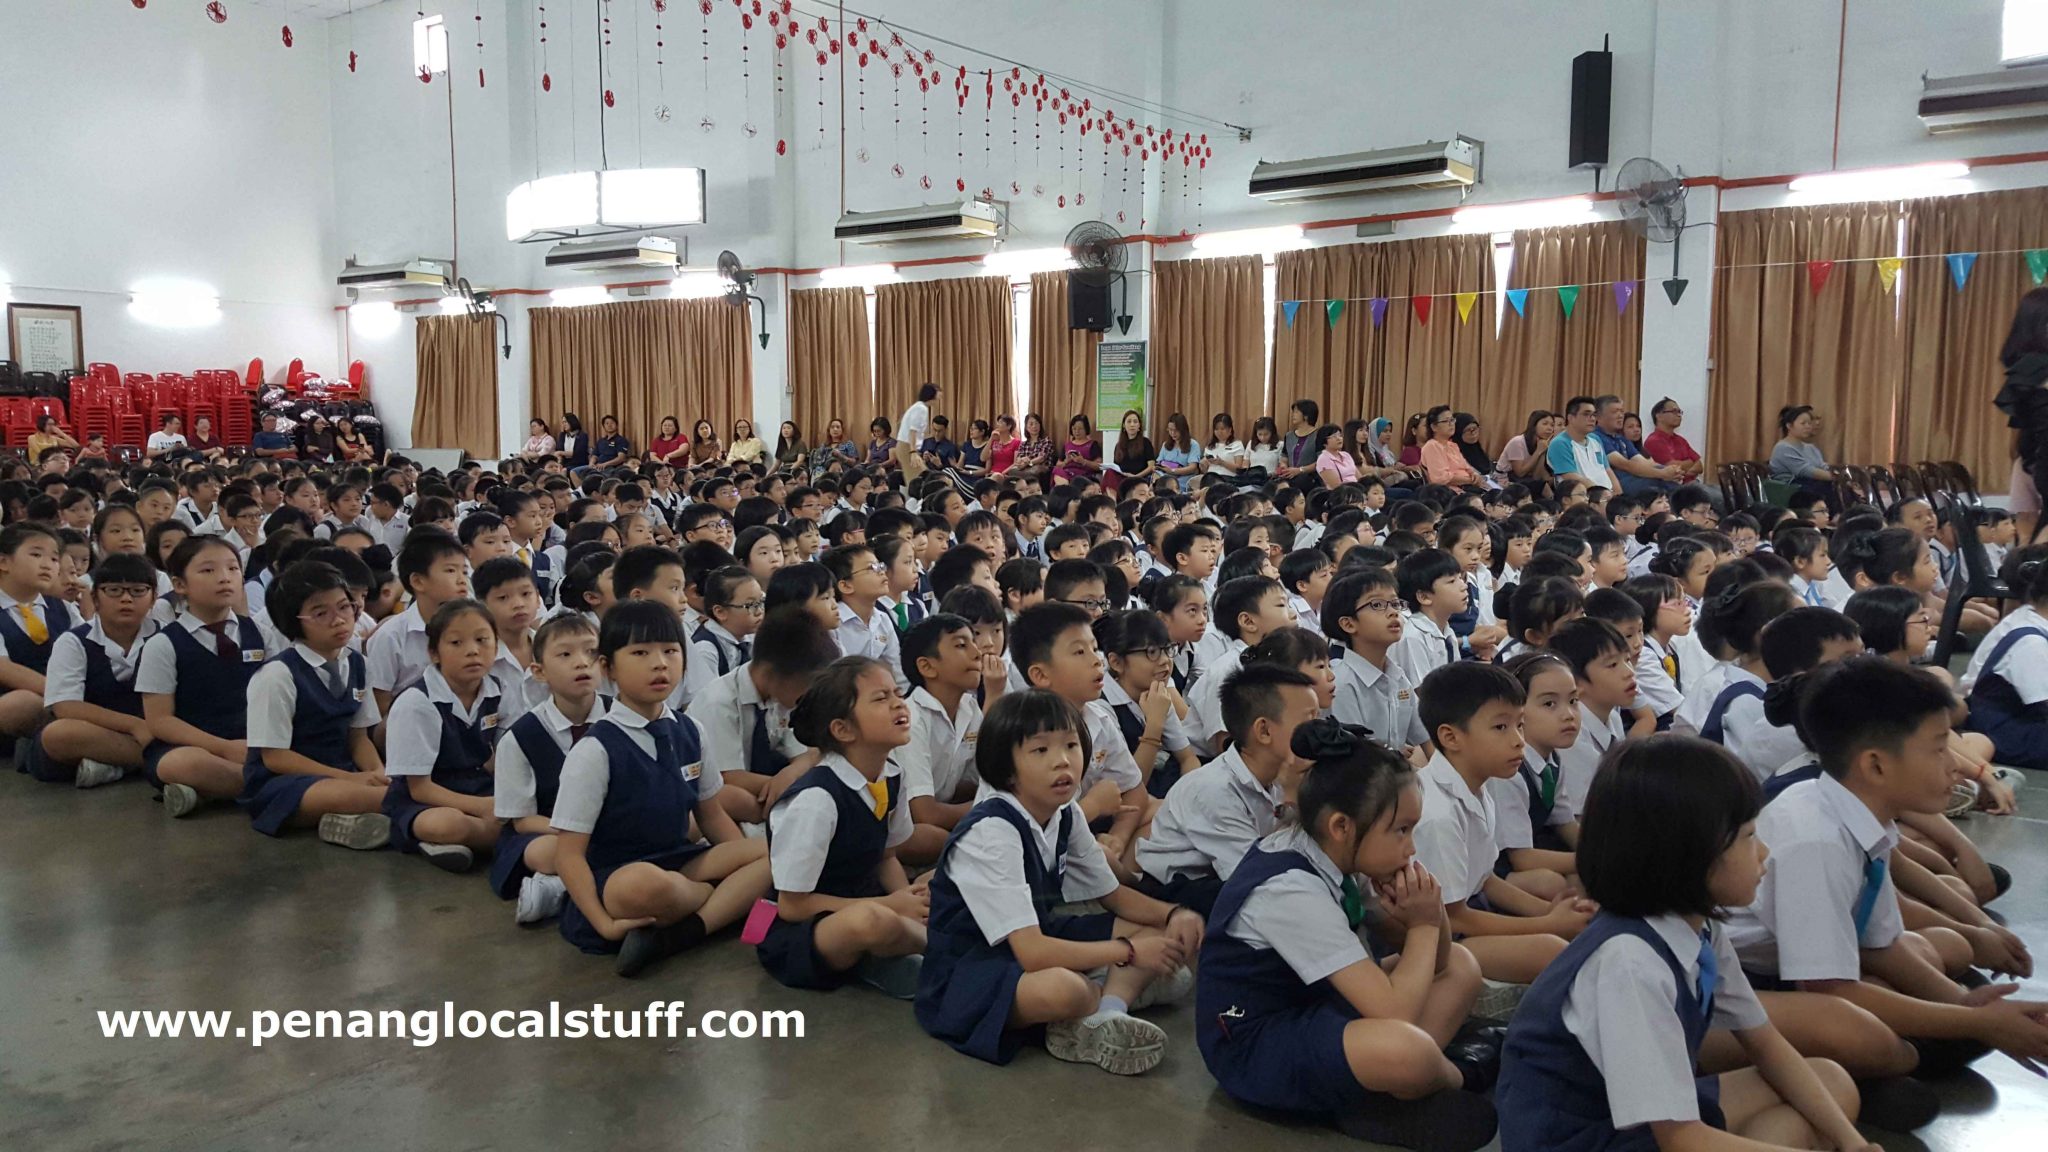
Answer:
[1130,964,1194,1011]
[162,783,201,818]
[1045,1012,1167,1075]
[1473,978,1528,1021]
[515,874,569,924]
[74,759,126,789]
[418,842,474,873]
[741,821,768,841]
[317,813,391,851]
[1992,766,2026,791]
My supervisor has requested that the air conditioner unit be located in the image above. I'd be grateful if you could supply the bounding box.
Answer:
[1249,138,1482,203]
[834,200,1003,245]
[544,236,683,272]
[1919,64,2048,131]
[336,259,451,292]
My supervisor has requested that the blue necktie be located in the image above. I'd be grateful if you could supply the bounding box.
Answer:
[648,717,681,772]
[1695,927,1718,1020]
[1852,855,1888,940]
[1804,581,1823,607]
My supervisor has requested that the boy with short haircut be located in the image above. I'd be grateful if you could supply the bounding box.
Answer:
[1580,524,1630,589]
[1042,522,1093,562]
[491,613,608,924]
[1547,618,1640,807]
[895,613,1007,866]
[685,606,836,826]
[995,557,1044,618]
[459,511,517,569]
[495,488,558,605]
[1162,522,1219,588]
[822,542,906,691]
[0,524,80,744]
[1010,602,1149,864]
[1390,547,1483,687]
[1043,558,1111,620]
[368,482,410,555]
[1728,656,2048,1076]
[1136,664,1319,916]
[926,543,997,608]
[1777,525,1837,608]
[473,556,547,730]
[1411,661,1585,987]
[1323,568,1430,758]
[1278,549,1332,638]
[366,528,470,715]
[36,553,161,787]
[1185,575,1299,756]
[175,470,223,533]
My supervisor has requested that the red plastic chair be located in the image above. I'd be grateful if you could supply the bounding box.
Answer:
[245,358,266,391]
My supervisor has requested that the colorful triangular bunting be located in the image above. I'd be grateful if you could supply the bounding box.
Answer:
[2028,249,2048,286]
[1557,285,1580,319]
[1282,300,1302,328]
[1325,299,1345,328]
[1369,297,1389,327]
[1807,259,1834,295]
[1662,278,1689,305]
[1506,288,1529,316]
[1948,252,1977,291]
[1455,291,1479,324]
[1412,296,1433,326]
[1875,257,1903,294]
[1613,280,1636,314]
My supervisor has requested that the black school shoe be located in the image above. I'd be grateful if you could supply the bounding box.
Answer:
[1335,1090,1497,1152]
[1910,1035,1993,1079]
[1854,1076,1941,1132]
[616,915,709,977]
[1443,1021,1507,1094]
[1988,862,2011,902]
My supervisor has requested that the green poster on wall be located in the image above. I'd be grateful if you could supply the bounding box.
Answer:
[1095,341,1147,430]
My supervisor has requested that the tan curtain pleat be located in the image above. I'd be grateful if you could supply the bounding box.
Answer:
[1375,234,1497,437]
[1900,187,2048,484]
[529,298,753,454]
[788,287,874,450]
[1272,244,1375,431]
[1029,270,1103,429]
[1485,222,1646,451]
[1708,203,1906,467]
[874,277,1013,435]
[412,313,501,457]
[1152,254,1265,433]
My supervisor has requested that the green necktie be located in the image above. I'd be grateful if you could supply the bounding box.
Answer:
[1340,876,1367,929]
[893,601,909,631]
[1540,757,1559,808]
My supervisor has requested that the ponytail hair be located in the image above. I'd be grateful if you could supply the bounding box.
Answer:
[2000,543,2048,607]
[790,655,890,753]
[1289,718,1416,840]
[1508,576,1585,648]
[1836,527,1923,587]
[1696,579,1798,659]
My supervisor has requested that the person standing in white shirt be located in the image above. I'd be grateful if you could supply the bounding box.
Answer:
[893,382,940,482]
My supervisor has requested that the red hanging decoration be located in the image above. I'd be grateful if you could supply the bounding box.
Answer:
[473,0,485,87]
[774,31,786,154]
[700,0,712,127]
[652,0,667,113]
[132,0,147,8]
[539,3,550,92]
[281,25,293,47]
[205,2,227,23]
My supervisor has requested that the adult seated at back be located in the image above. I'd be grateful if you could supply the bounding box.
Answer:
[251,412,297,460]
[1544,397,1614,489]
[1768,404,1839,512]
[1641,396,1704,482]
[1590,394,1682,496]
[590,415,632,468]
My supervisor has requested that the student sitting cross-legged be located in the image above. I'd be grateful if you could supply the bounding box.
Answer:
[379,599,505,874]
[35,553,161,788]
[137,535,269,816]
[685,606,836,828]
[490,612,607,924]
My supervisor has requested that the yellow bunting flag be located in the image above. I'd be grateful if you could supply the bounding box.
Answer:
[1455,291,1479,324]
[1876,257,1903,294]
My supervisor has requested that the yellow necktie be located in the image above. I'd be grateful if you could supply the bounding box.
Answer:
[19,602,47,645]
[865,779,890,820]
[518,546,532,566]
[1661,653,1678,681]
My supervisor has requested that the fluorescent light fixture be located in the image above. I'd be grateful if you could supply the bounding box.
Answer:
[1451,196,1597,233]
[600,168,706,227]
[350,300,402,337]
[436,296,472,315]
[2006,0,2048,64]
[549,286,612,308]
[507,172,599,242]
[982,247,1075,277]
[128,281,220,328]
[818,263,902,289]
[669,272,730,300]
[1189,225,1308,258]
[1786,162,1971,202]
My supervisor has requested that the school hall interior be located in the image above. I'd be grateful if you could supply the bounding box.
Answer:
[4,1,2048,1150]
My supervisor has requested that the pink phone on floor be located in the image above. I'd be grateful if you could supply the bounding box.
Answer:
[740,899,779,945]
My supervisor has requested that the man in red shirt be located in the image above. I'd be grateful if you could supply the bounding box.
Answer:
[1642,397,1704,480]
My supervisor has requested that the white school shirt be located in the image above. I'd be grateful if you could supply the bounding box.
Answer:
[1184,638,1249,756]
[1080,699,1144,795]
[489,641,548,733]
[245,643,382,749]
[682,619,749,704]
[373,512,411,556]
[685,664,804,778]
[1960,603,2048,701]
[1564,916,1769,1128]
[766,752,914,893]
[364,602,429,698]
[135,611,272,696]
[1819,568,1856,612]
[1627,545,1660,579]
[1671,659,1733,737]
[43,618,156,706]
[947,790,1119,944]
[1715,667,1805,782]
[0,589,78,648]
[1727,774,1904,980]
[1220,825,1372,984]
[1411,750,1500,906]
[1390,612,1458,688]
[1557,703,1626,817]
[551,707,718,834]
[898,687,984,805]
[495,695,610,819]
[1293,519,1327,551]
[1489,745,1575,850]
[1288,594,1325,638]
[1789,574,1835,610]
[173,497,218,531]
[383,668,502,777]
[1136,746,1282,886]
[832,601,908,692]
[1329,646,1429,749]
[1190,620,1237,678]
[1471,566,1498,627]
[896,399,931,450]
[1634,635,1685,718]
[1100,672,1191,778]
[315,512,380,543]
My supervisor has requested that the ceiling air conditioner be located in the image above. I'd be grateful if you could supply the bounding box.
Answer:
[545,236,682,272]
[337,259,451,292]
[1919,64,2048,131]
[1249,138,1482,203]
[834,200,1003,245]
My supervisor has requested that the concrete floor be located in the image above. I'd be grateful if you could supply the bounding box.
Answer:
[1,773,2044,1152]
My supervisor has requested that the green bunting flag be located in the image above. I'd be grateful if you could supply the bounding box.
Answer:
[1557,285,1581,319]
[2029,250,2048,286]
[1326,299,1345,328]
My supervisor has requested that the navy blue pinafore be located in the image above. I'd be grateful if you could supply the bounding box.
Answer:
[382,680,502,853]
[27,624,147,784]
[0,594,70,675]
[559,716,709,954]
[1699,680,1765,745]
[140,617,267,787]
[239,649,368,836]
[1963,626,2048,770]
[756,762,901,990]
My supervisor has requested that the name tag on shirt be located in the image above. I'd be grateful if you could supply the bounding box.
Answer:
[353,688,366,702]
[683,761,703,781]
[243,648,266,663]
[481,714,499,730]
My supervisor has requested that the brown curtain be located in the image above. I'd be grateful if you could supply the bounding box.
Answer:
[1272,244,1375,432]
[1029,270,1103,430]
[874,277,1013,436]
[529,298,752,452]
[413,313,500,457]
[1709,203,1907,468]
[788,287,874,450]
[1485,222,1645,449]
[1900,187,2048,485]
[1153,254,1265,433]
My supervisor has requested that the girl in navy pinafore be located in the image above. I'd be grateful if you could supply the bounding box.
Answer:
[381,600,505,873]
[1496,734,1866,1152]
[1196,719,1493,1147]
[758,656,925,993]
[1962,547,2048,770]
[137,536,269,811]
[238,561,390,844]
[916,689,1199,1075]
[550,600,769,976]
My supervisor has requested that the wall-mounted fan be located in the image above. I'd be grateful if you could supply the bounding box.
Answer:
[1065,220,1134,334]
[1614,157,1693,302]
[451,277,510,359]
[718,250,771,349]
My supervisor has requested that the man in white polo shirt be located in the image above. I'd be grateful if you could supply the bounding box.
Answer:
[893,382,940,482]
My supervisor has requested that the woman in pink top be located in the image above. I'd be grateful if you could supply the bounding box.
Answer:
[987,414,1022,474]
[1312,424,1359,488]
[1418,405,1483,487]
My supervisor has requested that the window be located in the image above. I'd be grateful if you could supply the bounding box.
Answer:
[414,15,448,77]
[2005,0,2048,65]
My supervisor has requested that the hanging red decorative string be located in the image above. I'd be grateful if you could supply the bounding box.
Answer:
[740,4,754,139]
[919,53,931,190]
[812,25,826,147]
[474,0,485,87]
[890,58,903,178]
[774,26,787,154]
[346,0,358,73]
[538,3,550,91]
[698,0,712,131]
[1032,74,1043,199]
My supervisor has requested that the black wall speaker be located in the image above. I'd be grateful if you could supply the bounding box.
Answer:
[1068,274,1113,332]
[1569,45,1613,170]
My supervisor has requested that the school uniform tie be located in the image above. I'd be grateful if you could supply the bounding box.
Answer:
[1852,855,1889,940]
[203,619,237,662]
[864,778,890,820]
[1339,875,1367,929]
[518,546,533,567]
[649,717,682,770]
[1803,581,1824,607]
[1440,631,1457,667]
[325,658,348,698]
[738,637,753,663]
[1661,650,1681,692]
[1539,756,1561,808]
[18,601,47,646]
[567,722,592,744]
[892,600,909,632]
[1696,928,1719,1019]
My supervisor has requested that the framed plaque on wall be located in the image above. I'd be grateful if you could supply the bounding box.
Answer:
[7,303,85,375]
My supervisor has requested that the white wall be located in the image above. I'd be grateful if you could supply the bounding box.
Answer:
[0,2,339,383]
